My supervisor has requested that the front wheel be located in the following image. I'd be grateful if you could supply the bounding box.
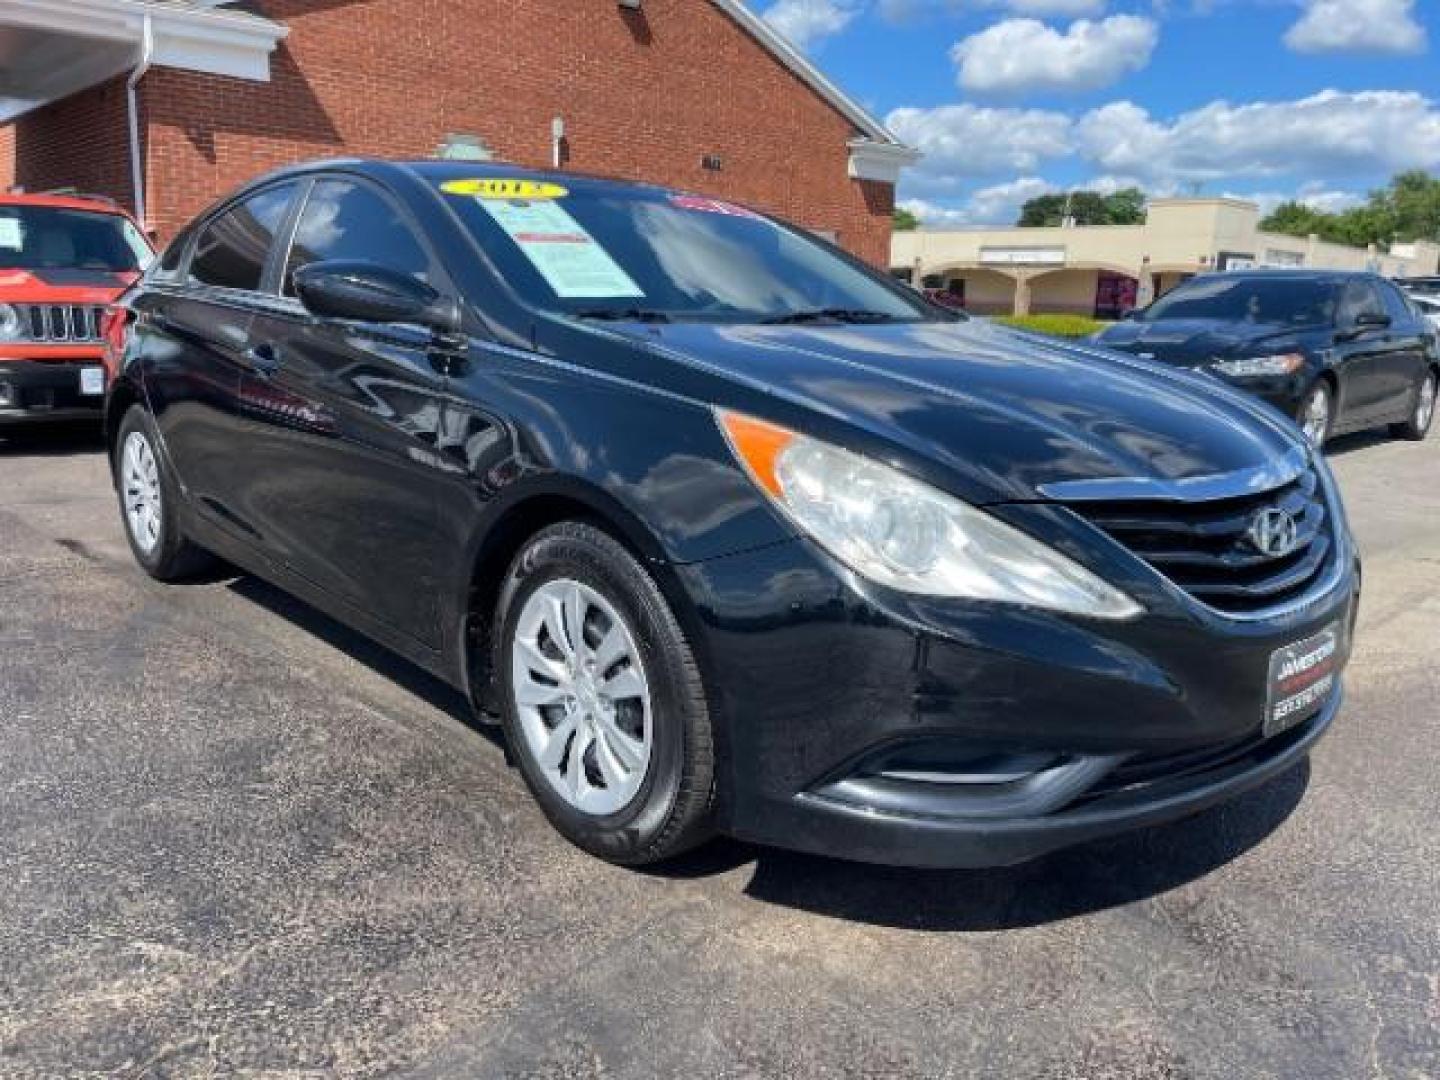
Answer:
[1389,369,1437,441]
[1296,381,1332,448]
[114,406,215,581]
[493,522,715,865]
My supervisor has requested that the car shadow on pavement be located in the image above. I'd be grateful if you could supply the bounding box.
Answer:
[224,574,504,750]
[0,422,106,457]
[742,762,1309,930]
[654,760,1310,931]
[1324,430,1391,457]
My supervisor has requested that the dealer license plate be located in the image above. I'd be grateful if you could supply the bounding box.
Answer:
[1264,623,1340,737]
[79,367,105,396]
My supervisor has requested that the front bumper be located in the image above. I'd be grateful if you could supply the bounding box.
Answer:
[678,530,1359,869]
[0,358,106,424]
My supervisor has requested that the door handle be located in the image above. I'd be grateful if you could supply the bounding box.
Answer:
[245,343,282,379]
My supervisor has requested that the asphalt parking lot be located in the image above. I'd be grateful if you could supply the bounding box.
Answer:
[1,422,1436,1079]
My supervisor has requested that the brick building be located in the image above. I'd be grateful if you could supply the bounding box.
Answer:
[0,0,916,264]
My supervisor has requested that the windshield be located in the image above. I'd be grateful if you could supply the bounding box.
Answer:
[434,179,931,323]
[1141,276,1338,327]
[0,205,153,273]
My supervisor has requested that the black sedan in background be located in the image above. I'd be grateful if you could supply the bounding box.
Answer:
[1096,271,1438,447]
[106,160,1358,868]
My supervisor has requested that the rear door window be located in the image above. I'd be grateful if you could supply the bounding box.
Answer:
[1377,281,1417,326]
[189,183,297,292]
[1337,281,1386,327]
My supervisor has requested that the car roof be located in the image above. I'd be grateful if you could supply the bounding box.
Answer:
[243,156,709,204]
[0,191,132,216]
[1199,269,1380,284]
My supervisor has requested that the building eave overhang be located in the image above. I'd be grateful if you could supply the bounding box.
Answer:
[847,138,921,184]
[0,0,286,122]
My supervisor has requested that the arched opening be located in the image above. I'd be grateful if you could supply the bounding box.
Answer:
[1028,266,1139,319]
[923,266,1018,316]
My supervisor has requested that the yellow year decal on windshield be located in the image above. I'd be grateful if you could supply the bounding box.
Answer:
[441,179,569,200]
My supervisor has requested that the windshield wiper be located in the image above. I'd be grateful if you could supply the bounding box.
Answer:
[574,307,671,323]
[761,308,903,325]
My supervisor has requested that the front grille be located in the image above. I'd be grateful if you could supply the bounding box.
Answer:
[16,303,106,343]
[1067,465,1333,615]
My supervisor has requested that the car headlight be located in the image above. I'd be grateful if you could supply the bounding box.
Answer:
[0,303,21,341]
[717,411,1142,619]
[1211,353,1305,378]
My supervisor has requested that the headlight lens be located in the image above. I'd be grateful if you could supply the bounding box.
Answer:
[718,411,1142,619]
[0,303,21,341]
[1211,353,1305,378]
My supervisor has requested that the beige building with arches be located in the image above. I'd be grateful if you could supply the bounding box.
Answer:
[891,197,1440,319]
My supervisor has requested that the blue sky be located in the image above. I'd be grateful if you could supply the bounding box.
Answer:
[755,0,1440,226]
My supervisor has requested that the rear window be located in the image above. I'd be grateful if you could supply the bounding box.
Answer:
[1142,277,1339,328]
[189,184,297,292]
[0,205,152,273]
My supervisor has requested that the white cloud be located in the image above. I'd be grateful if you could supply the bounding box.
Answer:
[1002,0,1106,13]
[901,177,1059,227]
[886,103,1073,191]
[762,0,863,49]
[897,197,976,228]
[879,0,1103,19]
[1075,91,1440,184]
[1285,0,1427,56]
[1221,185,1365,216]
[966,176,1061,222]
[951,16,1158,97]
[1297,186,1366,213]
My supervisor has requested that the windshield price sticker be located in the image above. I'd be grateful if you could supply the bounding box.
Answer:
[442,179,568,201]
[0,217,22,251]
[477,198,644,300]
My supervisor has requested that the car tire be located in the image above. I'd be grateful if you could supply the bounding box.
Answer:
[1389,369,1437,442]
[1296,381,1333,448]
[114,406,216,582]
[493,521,715,865]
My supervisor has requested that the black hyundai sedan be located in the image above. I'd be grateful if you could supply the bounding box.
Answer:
[1095,270,1439,447]
[106,160,1359,868]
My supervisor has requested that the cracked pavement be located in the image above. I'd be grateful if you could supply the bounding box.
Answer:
[0,422,1436,1078]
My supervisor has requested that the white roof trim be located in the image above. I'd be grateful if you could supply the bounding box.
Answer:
[710,0,906,149]
[848,138,921,184]
[0,0,287,82]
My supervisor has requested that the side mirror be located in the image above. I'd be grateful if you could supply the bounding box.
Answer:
[293,260,461,337]
[1336,310,1391,342]
[1120,307,1139,321]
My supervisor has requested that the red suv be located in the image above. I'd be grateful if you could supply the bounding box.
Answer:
[0,192,153,426]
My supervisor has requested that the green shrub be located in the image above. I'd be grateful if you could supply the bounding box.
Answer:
[996,314,1108,339]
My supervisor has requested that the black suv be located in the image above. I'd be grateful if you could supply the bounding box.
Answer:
[1096,270,1439,447]
[106,161,1359,868]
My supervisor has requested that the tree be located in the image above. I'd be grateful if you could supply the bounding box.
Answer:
[1104,187,1147,225]
[1260,171,1440,249]
[1260,200,1331,238]
[892,207,919,231]
[1386,170,1440,242]
[1017,188,1147,227]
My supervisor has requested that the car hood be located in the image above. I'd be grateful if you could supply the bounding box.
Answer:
[1096,317,1310,366]
[0,267,137,304]
[639,318,1302,505]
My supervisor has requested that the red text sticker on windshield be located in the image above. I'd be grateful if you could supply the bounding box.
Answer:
[669,195,761,219]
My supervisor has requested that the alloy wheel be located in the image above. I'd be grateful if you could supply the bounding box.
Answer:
[122,431,163,555]
[1300,386,1330,447]
[1416,373,1437,433]
[510,578,653,816]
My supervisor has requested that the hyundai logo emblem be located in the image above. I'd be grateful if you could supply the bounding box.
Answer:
[1247,507,1300,557]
